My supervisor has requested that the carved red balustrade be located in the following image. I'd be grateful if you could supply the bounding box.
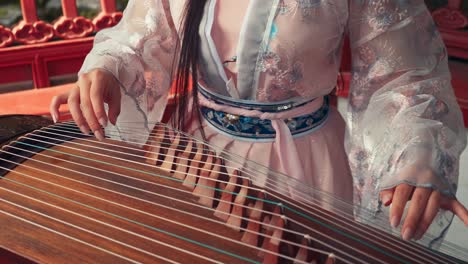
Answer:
[0,0,122,89]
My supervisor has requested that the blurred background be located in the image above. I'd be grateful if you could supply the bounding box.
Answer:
[0,0,128,94]
[0,0,129,27]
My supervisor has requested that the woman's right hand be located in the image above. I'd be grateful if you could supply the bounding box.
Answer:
[49,69,121,141]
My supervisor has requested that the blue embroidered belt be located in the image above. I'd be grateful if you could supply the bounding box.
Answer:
[200,95,330,140]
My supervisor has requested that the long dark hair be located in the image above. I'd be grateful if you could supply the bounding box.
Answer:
[172,0,208,134]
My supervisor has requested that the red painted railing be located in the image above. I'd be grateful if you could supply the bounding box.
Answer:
[1,0,122,46]
[0,0,122,90]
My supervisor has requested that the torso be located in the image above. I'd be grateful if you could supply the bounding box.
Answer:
[171,0,348,102]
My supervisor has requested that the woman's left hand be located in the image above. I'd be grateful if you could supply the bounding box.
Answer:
[380,184,468,241]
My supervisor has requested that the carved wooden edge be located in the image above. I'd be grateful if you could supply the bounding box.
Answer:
[10,0,55,45]
[92,12,123,32]
[12,21,55,45]
[54,0,95,39]
[0,26,14,48]
[92,0,123,31]
[54,17,94,39]
[432,0,468,29]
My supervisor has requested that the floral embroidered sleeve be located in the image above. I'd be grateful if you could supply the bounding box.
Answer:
[346,0,466,242]
[78,0,178,143]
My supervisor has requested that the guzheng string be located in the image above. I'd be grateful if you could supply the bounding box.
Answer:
[0,209,150,264]
[17,125,460,262]
[0,123,464,262]
[35,127,399,225]
[0,150,350,261]
[33,124,468,260]
[14,130,364,233]
[49,123,463,255]
[39,126,357,223]
[39,126,309,205]
[0,164,345,264]
[0,195,179,264]
[0,177,288,263]
[0,164,308,264]
[58,122,372,215]
[57,123,371,217]
[25,128,437,248]
[58,122,317,199]
[1,131,456,262]
[50,124,463,262]
[53,125,369,228]
[1,143,386,264]
[40,123,352,217]
[0,153,356,264]
[0,151,429,264]
[0,144,384,264]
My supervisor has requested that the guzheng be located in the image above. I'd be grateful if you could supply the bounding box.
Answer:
[0,115,467,264]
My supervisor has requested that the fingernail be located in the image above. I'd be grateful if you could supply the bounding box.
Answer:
[52,113,58,123]
[94,130,105,141]
[402,227,414,241]
[79,125,90,135]
[391,216,400,228]
[99,118,108,128]
[382,194,392,206]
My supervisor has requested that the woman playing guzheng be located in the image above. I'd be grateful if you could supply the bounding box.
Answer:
[50,0,468,247]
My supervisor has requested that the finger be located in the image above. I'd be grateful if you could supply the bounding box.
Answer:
[49,92,69,123]
[90,78,108,128]
[390,184,414,228]
[81,81,105,141]
[414,191,440,240]
[401,187,432,241]
[448,200,468,226]
[380,188,395,207]
[106,85,121,126]
[67,86,89,135]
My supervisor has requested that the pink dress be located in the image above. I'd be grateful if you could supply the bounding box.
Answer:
[78,0,466,248]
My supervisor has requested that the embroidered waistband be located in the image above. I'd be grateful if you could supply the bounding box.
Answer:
[198,85,315,112]
[200,97,330,140]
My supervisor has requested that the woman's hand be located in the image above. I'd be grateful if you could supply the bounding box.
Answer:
[49,70,121,141]
[380,184,468,241]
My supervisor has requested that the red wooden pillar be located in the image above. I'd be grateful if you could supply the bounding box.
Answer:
[9,0,56,87]
[54,0,94,39]
[93,0,123,31]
